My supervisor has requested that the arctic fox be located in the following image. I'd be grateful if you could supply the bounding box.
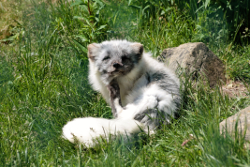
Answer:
[62,40,181,147]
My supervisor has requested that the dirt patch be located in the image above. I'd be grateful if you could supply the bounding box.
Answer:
[221,80,249,97]
[0,0,24,42]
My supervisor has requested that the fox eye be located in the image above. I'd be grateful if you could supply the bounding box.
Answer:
[122,56,129,61]
[103,56,110,61]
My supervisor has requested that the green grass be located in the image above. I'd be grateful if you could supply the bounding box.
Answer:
[0,0,250,166]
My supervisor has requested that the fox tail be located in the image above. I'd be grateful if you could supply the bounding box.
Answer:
[62,117,144,147]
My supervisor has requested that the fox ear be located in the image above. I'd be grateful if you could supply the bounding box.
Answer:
[132,43,143,56]
[88,43,100,61]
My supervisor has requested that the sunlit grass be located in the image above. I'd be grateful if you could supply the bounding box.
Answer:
[0,0,250,166]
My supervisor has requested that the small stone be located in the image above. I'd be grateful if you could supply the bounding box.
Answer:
[227,83,233,88]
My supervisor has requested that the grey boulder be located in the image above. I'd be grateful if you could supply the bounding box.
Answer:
[158,42,226,87]
[220,106,250,141]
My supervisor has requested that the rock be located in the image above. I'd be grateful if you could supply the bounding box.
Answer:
[220,106,250,141]
[158,42,226,87]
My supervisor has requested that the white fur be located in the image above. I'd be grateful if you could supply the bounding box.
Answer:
[89,52,178,124]
[62,117,143,147]
[62,40,180,147]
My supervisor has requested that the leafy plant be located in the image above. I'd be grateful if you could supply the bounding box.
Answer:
[71,0,108,44]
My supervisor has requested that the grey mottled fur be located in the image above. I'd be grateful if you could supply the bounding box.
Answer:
[88,40,181,132]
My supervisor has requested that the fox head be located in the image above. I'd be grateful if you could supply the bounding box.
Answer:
[88,40,143,84]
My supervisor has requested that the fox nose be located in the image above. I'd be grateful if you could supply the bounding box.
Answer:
[113,63,123,68]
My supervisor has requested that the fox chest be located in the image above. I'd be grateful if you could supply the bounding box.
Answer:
[117,80,134,105]
[117,74,148,106]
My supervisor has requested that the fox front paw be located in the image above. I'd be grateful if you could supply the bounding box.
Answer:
[144,96,158,109]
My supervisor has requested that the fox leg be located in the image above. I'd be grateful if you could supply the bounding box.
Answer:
[107,79,123,118]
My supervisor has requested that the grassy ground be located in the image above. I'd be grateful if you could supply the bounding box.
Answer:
[0,0,250,166]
